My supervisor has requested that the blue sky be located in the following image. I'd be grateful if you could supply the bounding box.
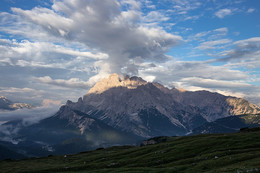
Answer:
[0,0,259,105]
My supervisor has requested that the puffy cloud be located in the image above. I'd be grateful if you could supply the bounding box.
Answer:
[0,0,259,107]
[0,100,61,142]
[215,9,232,18]
[139,60,260,105]
[0,39,107,68]
[8,0,182,77]
[140,60,249,82]
[11,7,73,38]
[216,37,260,68]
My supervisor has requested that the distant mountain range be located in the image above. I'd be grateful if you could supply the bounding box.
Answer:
[0,74,259,160]
[0,96,32,110]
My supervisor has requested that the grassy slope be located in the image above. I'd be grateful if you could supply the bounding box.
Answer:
[0,130,260,173]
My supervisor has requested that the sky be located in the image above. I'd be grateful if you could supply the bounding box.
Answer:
[0,0,259,106]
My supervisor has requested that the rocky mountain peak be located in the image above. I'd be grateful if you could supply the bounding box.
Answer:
[0,96,11,103]
[63,74,260,138]
[0,96,32,110]
[0,96,13,110]
[88,73,147,94]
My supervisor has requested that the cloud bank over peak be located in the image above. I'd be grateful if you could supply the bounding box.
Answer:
[11,0,182,77]
[0,0,259,106]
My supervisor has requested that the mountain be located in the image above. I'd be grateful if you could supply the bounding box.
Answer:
[192,113,260,134]
[0,143,26,160]
[1,74,259,159]
[176,90,260,121]
[0,106,141,159]
[0,96,13,110]
[0,96,32,110]
[66,73,260,138]
[1,128,260,172]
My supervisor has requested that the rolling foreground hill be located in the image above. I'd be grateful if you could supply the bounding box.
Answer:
[0,128,260,173]
[0,73,259,159]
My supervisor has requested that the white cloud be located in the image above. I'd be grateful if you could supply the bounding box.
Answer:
[34,76,92,89]
[171,0,202,14]
[142,11,169,23]
[6,0,182,79]
[144,0,156,9]
[0,87,49,105]
[213,27,228,35]
[139,60,260,105]
[0,87,40,94]
[193,31,210,39]
[42,99,62,107]
[234,37,260,46]
[121,0,141,10]
[215,37,260,67]
[140,60,250,83]
[191,27,228,42]
[196,39,232,50]
[215,9,232,18]
[11,7,73,37]
[184,15,200,21]
[181,77,252,89]
[0,100,61,140]
[0,100,60,123]
[0,38,107,74]
[0,0,259,107]
[247,8,255,13]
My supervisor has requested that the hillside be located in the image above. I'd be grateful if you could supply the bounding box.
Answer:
[1,129,260,173]
[0,107,141,160]
[192,113,260,134]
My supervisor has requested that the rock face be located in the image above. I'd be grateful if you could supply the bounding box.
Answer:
[0,96,32,110]
[65,74,260,138]
[88,74,147,94]
[173,90,260,122]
